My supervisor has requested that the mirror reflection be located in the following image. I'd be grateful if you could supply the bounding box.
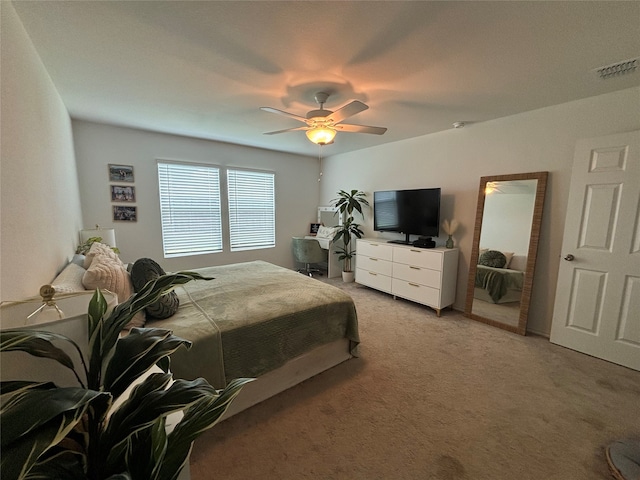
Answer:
[465,172,548,335]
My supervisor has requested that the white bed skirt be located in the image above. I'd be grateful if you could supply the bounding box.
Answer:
[473,287,522,304]
[220,338,352,421]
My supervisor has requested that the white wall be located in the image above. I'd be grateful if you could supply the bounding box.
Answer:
[72,121,320,272]
[0,3,83,302]
[319,86,640,336]
[480,192,535,256]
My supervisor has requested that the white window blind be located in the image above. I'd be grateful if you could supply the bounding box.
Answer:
[227,169,275,251]
[157,162,223,257]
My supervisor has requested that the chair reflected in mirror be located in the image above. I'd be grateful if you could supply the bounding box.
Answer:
[291,237,327,277]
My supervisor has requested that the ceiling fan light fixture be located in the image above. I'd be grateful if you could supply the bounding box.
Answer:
[306,126,336,145]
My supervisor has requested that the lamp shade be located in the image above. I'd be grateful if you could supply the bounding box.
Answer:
[306,127,336,145]
[80,225,116,247]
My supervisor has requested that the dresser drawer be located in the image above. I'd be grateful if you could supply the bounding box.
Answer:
[356,268,392,293]
[393,247,442,270]
[392,263,441,288]
[392,278,440,307]
[357,240,393,261]
[357,255,393,276]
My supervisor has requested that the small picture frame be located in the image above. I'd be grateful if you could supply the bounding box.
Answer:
[113,205,137,222]
[110,185,136,202]
[309,223,321,235]
[109,164,134,183]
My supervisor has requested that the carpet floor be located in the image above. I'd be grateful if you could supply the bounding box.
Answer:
[190,278,640,480]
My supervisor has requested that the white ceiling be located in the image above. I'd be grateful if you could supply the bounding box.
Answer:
[12,1,640,157]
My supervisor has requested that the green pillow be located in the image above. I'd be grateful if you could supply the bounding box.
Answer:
[131,258,179,319]
[478,250,507,268]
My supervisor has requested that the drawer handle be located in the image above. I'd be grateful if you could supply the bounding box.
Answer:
[369,272,378,276]
[410,249,422,253]
[408,282,420,287]
[370,258,378,261]
[409,266,420,270]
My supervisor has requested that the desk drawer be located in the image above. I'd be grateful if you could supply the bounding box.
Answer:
[392,263,441,288]
[357,255,393,276]
[393,247,442,270]
[356,268,392,293]
[392,278,439,307]
[357,240,393,261]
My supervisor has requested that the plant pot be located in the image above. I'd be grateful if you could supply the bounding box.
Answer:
[342,271,356,283]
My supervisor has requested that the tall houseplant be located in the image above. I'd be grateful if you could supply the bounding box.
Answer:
[331,189,369,282]
[0,272,252,480]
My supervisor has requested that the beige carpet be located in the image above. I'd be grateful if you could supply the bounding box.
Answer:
[190,278,640,480]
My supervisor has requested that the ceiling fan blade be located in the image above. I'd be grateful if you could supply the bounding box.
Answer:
[260,107,309,123]
[263,126,309,135]
[329,101,368,124]
[335,123,387,135]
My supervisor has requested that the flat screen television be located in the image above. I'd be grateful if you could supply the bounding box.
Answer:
[373,188,441,244]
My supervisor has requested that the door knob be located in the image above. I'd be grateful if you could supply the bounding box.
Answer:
[563,254,575,261]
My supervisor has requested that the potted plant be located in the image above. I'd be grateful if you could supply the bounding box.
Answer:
[0,272,252,480]
[331,189,369,282]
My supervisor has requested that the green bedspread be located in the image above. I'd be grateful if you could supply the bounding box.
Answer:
[475,265,524,303]
[146,261,359,388]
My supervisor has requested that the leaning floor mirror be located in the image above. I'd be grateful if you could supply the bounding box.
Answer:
[464,171,548,335]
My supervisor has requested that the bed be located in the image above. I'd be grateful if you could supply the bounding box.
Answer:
[474,264,525,304]
[473,250,527,304]
[145,260,360,419]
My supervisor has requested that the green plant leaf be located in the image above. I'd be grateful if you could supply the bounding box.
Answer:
[101,372,173,476]
[124,417,167,480]
[0,330,84,385]
[1,387,109,480]
[87,272,212,391]
[1,386,109,448]
[104,376,216,450]
[102,376,220,477]
[103,328,192,400]
[25,451,86,480]
[159,377,254,480]
[88,288,109,340]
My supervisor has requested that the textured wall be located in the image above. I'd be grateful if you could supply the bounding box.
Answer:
[0,3,83,302]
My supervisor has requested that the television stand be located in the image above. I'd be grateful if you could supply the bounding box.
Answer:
[388,233,413,245]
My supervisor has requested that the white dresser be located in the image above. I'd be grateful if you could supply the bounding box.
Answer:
[355,239,459,316]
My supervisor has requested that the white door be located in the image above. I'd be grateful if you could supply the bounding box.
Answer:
[550,131,640,371]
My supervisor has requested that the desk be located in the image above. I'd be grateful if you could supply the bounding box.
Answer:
[304,236,342,278]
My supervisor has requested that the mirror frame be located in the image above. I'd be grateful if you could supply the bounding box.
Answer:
[464,171,548,335]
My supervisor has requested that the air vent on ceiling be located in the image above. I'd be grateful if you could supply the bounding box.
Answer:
[595,57,638,80]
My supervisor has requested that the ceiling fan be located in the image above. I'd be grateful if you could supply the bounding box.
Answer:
[260,92,387,145]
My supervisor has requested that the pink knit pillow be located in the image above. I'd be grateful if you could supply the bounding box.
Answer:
[82,251,145,329]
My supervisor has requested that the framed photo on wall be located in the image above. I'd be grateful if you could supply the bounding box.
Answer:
[113,205,137,222]
[109,164,134,183]
[110,185,136,202]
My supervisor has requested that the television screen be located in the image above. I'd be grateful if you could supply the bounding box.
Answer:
[374,188,441,243]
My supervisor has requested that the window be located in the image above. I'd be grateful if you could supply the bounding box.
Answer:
[157,162,222,257]
[227,169,275,251]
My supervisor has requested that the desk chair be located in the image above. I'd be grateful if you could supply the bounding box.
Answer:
[291,237,326,277]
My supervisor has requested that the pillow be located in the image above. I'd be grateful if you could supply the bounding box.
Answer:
[501,251,515,268]
[509,255,527,272]
[478,250,507,268]
[479,248,514,268]
[84,242,119,269]
[130,258,179,320]
[51,263,87,294]
[82,252,145,329]
[316,225,338,239]
[71,254,86,267]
